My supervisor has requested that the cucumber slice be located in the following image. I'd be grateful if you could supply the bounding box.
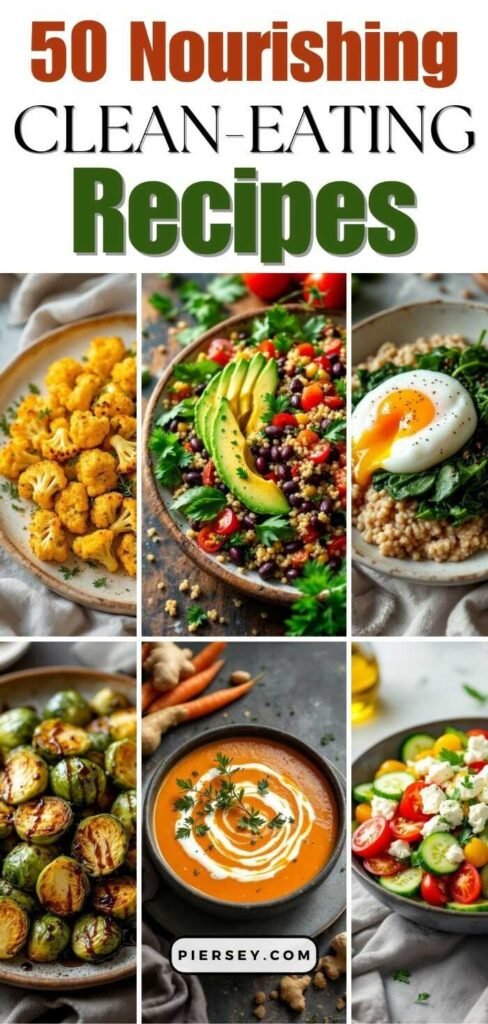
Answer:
[379,868,422,897]
[481,864,488,898]
[400,733,436,762]
[373,771,416,801]
[447,901,488,912]
[353,782,374,804]
[419,833,462,875]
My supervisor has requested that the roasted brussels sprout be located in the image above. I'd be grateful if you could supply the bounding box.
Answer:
[14,797,73,845]
[71,913,122,962]
[0,879,38,913]
[3,842,59,891]
[0,748,49,805]
[43,691,91,727]
[90,688,130,717]
[87,717,111,753]
[0,896,29,959]
[92,875,136,920]
[84,749,106,769]
[87,715,110,736]
[50,757,106,807]
[0,799,14,839]
[108,709,136,741]
[0,708,39,752]
[111,790,136,838]
[33,719,91,761]
[105,739,136,790]
[88,733,111,754]
[36,855,89,916]
[27,913,71,962]
[71,813,128,876]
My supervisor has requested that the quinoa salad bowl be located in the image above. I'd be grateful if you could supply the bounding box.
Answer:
[352,300,488,586]
[143,304,347,605]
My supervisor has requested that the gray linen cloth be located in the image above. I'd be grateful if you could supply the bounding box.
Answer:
[352,878,488,1023]
[0,273,136,638]
[0,641,137,1023]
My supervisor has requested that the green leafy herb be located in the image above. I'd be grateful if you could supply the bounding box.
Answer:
[28,383,40,395]
[255,515,294,545]
[237,810,267,834]
[415,993,430,1004]
[1,481,19,500]
[301,316,328,341]
[236,467,248,479]
[149,428,192,487]
[174,277,244,344]
[393,970,411,984]
[458,826,474,845]
[463,683,487,704]
[176,777,194,791]
[0,414,10,437]
[261,392,292,424]
[285,562,346,637]
[118,475,134,498]
[322,419,346,443]
[438,748,464,766]
[268,814,287,830]
[58,566,82,581]
[141,367,152,388]
[176,825,192,840]
[334,378,346,399]
[172,486,227,522]
[148,292,177,319]
[93,577,108,589]
[250,305,302,344]
[156,398,196,428]
[174,794,195,812]
[173,359,220,384]
[187,605,209,629]
[257,778,269,795]
[207,274,246,304]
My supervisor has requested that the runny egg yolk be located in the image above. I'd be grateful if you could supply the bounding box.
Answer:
[353,388,436,486]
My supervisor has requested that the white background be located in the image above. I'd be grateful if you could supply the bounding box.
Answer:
[0,0,486,271]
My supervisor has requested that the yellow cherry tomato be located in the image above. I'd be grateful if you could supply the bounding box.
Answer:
[433,733,463,756]
[414,748,435,761]
[464,838,488,868]
[355,803,372,824]
[375,759,407,777]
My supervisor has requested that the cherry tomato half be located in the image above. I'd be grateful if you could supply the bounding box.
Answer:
[258,340,277,359]
[207,337,235,367]
[202,460,216,486]
[449,863,482,904]
[324,394,345,410]
[363,854,403,877]
[272,412,297,429]
[311,442,332,465]
[334,467,347,497]
[468,761,488,772]
[243,273,293,301]
[352,816,392,858]
[327,535,346,557]
[196,526,224,554]
[297,342,316,357]
[467,729,488,739]
[301,383,324,411]
[399,782,430,822]
[390,816,424,843]
[303,525,321,543]
[297,429,320,447]
[303,273,347,310]
[214,508,240,536]
[421,873,449,907]
[322,338,343,357]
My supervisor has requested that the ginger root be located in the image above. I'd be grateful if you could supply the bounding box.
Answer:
[143,642,194,691]
[312,970,327,990]
[141,705,187,756]
[279,976,311,1012]
[318,933,347,981]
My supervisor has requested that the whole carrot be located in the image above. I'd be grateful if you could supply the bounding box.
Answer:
[146,660,225,714]
[183,677,256,720]
[142,682,159,713]
[191,642,226,674]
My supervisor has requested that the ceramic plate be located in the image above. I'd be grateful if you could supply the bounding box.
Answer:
[0,314,137,615]
[353,300,488,585]
[0,664,136,988]
[0,641,30,670]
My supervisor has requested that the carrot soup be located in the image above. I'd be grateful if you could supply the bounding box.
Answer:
[153,736,338,904]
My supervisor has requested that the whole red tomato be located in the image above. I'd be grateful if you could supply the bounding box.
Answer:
[303,273,347,310]
[243,273,293,301]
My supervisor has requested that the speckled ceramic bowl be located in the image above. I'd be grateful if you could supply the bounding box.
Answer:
[353,717,488,934]
[0,665,136,989]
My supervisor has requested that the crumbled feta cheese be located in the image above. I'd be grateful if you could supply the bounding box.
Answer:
[476,764,488,781]
[413,756,436,776]
[468,802,488,834]
[420,784,445,815]
[465,734,488,764]
[388,840,411,860]
[371,796,398,820]
[457,774,483,800]
[480,786,488,804]
[445,843,464,865]
[421,815,450,837]
[438,799,464,827]
[426,760,455,785]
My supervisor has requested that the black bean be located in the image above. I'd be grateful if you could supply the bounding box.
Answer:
[320,498,333,514]
[328,555,342,572]
[265,425,282,439]
[243,513,257,529]
[194,383,206,396]
[255,456,268,473]
[190,437,203,453]
[286,568,301,582]
[300,500,313,513]
[321,418,331,432]
[331,361,346,378]
[228,546,244,565]
[258,445,270,458]
[274,464,288,480]
[291,378,303,393]
[183,471,202,485]
[283,480,298,496]
[290,394,302,409]
[169,419,179,432]
[284,540,302,554]
[280,444,294,461]
[218,482,227,492]
[258,560,276,579]
[270,446,280,462]
[289,494,302,508]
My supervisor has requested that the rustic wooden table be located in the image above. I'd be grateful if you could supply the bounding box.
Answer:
[142,274,290,639]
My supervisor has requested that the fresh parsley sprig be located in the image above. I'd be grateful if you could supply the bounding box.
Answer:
[285,562,347,637]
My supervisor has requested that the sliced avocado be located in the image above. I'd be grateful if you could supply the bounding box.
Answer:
[212,398,289,515]
[246,358,279,436]
[238,353,266,423]
[195,373,220,452]
[203,362,236,454]
[226,359,248,417]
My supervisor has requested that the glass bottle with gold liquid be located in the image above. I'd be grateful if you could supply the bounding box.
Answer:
[351,643,380,724]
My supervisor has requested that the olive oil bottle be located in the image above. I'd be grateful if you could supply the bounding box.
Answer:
[351,643,379,724]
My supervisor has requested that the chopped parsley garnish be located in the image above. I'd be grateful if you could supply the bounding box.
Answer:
[285,562,346,637]
[149,427,192,487]
[187,605,209,629]
[156,398,196,428]
[93,577,108,589]
[255,515,294,545]
[58,566,82,581]
[172,486,227,522]
[261,393,292,424]
[28,382,40,395]
[173,359,220,384]
[415,993,430,1004]
[393,969,411,984]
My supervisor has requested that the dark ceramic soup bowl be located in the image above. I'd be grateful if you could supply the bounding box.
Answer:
[144,724,345,920]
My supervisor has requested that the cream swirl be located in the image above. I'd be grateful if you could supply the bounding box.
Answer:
[175,761,316,882]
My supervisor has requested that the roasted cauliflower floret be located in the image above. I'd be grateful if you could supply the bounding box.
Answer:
[70,411,110,449]
[111,357,136,397]
[18,461,67,509]
[110,435,136,475]
[54,482,89,534]
[111,498,136,536]
[116,533,136,577]
[87,337,126,379]
[0,440,40,480]
[110,415,136,440]
[90,492,122,529]
[29,510,69,562]
[93,384,134,419]
[76,450,118,497]
[73,530,118,573]
[45,358,83,392]
[10,410,50,453]
[66,372,102,413]
[41,425,80,464]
